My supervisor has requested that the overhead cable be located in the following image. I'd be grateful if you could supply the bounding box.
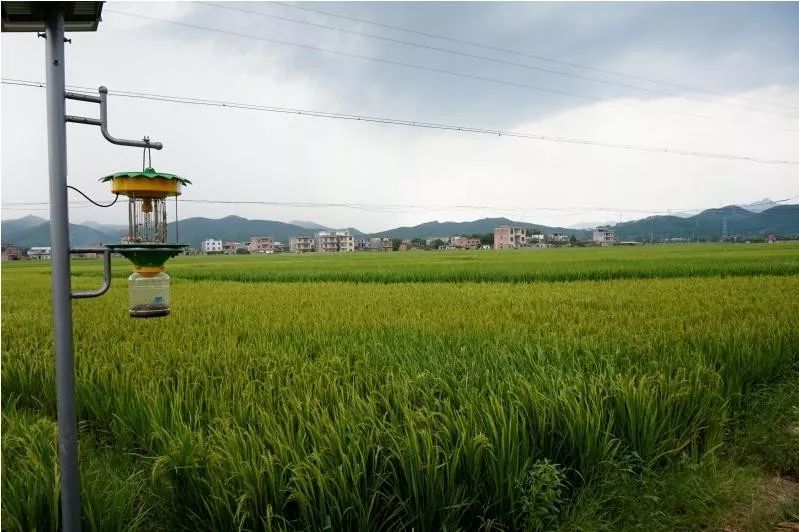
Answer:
[199,1,798,120]
[4,78,797,165]
[5,195,797,217]
[101,9,799,134]
[268,0,799,113]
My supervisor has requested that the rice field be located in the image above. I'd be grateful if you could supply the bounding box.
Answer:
[2,244,799,530]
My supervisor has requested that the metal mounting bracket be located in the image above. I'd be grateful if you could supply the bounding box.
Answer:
[65,86,163,150]
[69,247,112,299]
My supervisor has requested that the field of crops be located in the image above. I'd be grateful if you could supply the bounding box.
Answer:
[3,244,799,530]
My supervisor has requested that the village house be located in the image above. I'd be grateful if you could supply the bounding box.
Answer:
[290,235,315,253]
[27,246,52,260]
[592,227,616,246]
[493,225,527,249]
[316,231,355,253]
[368,237,393,252]
[222,241,244,255]
[548,233,571,244]
[1,245,25,261]
[464,237,482,249]
[450,236,467,249]
[201,238,223,253]
[248,236,275,254]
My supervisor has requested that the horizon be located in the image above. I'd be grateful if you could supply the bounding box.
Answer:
[4,198,795,237]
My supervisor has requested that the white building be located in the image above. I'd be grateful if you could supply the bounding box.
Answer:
[549,233,570,243]
[316,230,355,252]
[201,239,223,253]
[290,236,315,253]
[27,246,52,260]
[592,228,616,246]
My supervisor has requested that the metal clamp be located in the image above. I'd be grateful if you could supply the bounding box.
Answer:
[69,247,112,299]
[65,86,163,150]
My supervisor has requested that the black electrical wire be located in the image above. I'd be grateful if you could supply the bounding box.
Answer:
[3,79,796,165]
[101,9,799,134]
[66,185,120,208]
[199,1,798,120]
[267,0,799,113]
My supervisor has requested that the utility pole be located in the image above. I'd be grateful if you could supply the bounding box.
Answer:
[722,216,728,242]
[45,10,82,531]
[2,4,166,530]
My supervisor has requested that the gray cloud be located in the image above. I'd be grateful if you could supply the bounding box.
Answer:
[2,2,797,233]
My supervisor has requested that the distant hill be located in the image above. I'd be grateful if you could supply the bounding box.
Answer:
[289,220,329,230]
[161,216,317,247]
[371,217,588,240]
[3,204,796,248]
[2,221,117,248]
[1,214,366,249]
[614,204,799,241]
[568,220,616,230]
[737,198,778,213]
[2,215,48,236]
[81,220,129,234]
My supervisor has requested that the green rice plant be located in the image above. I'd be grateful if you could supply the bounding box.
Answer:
[2,247,798,530]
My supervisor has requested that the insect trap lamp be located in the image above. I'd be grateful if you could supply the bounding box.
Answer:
[101,168,191,318]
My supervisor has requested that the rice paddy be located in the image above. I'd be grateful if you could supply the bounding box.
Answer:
[2,244,798,530]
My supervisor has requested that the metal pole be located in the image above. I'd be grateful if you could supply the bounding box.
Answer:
[45,8,82,531]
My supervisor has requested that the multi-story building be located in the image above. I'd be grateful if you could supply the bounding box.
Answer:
[1,245,24,261]
[223,241,246,255]
[290,236,315,253]
[398,239,413,251]
[368,237,393,252]
[316,231,355,253]
[592,228,616,246]
[449,236,480,249]
[249,236,275,254]
[549,233,570,244]
[493,225,527,249]
[464,237,481,249]
[27,246,52,260]
[201,239,223,253]
[451,236,467,249]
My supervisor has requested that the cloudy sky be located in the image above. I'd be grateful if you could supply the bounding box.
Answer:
[2,1,798,232]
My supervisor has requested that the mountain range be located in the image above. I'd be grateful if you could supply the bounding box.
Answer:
[2,203,797,249]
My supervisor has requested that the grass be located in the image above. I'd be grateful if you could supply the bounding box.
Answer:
[7,242,799,284]
[2,244,798,530]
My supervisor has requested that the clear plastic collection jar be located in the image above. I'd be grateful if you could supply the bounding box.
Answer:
[128,269,170,318]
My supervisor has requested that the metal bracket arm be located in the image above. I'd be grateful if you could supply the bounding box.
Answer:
[64,86,163,150]
[69,248,112,299]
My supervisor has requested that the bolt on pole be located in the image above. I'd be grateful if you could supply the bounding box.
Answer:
[45,7,82,532]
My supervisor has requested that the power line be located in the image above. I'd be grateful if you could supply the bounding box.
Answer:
[102,9,799,134]
[198,1,798,120]
[4,78,798,165]
[5,195,797,217]
[268,0,799,114]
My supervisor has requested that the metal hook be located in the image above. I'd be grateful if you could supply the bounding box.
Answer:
[143,136,152,169]
[141,137,153,170]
